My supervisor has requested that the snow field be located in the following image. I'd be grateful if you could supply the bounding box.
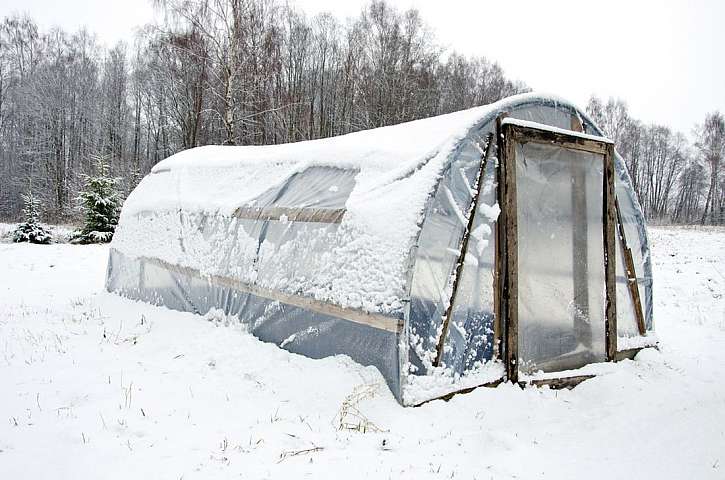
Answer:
[0,226,723,479]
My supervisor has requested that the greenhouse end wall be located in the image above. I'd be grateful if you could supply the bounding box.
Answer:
[402,97,654,403]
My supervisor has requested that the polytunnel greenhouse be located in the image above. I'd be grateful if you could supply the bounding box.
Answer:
[106,93,656,405]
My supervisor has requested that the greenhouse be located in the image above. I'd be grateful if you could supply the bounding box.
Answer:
[106,93,656,406]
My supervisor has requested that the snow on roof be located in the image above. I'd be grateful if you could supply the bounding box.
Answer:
[125,106,490,219]
[112,93,584,314]
[122,93,583,219]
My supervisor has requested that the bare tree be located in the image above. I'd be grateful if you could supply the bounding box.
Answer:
[696,112,725,224]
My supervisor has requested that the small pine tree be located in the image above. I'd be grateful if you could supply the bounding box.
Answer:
[71,156,122,244]
[13,189,53,244]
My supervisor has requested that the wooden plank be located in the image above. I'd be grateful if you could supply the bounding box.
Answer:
[500,121,520,384]
[493,114,509,362]
[412,371,597,406]
[507,124,610,155]
[139,255,403,334]
[615,198,647,335]
[604,143,618,361]
[525,374,596,390]
[433,133,494,367]
[412,378,504,406]
[614,345,658,361]
[233,206,346,224]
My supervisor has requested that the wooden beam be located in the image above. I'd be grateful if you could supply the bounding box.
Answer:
[433,133,494,367]
[412,372,597,406]
[614,198,647,335]
[604,143,618,361]
[233,206,346,224]
[614,345,658,361]
[412,378,504,406]
[137,255,403,334]
[507,124,610,155]
[525,374,595,390]
[493,114,509,362]
[500,120,520,384]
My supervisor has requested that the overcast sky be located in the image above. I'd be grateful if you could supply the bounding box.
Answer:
[2,0,723,134]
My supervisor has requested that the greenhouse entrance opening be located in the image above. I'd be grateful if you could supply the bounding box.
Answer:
[498,118,618,384]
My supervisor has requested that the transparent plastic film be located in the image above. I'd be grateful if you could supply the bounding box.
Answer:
[437,152,499,376]
[514,142,607,374]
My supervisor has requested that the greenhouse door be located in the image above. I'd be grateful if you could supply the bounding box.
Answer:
[497,118,617,383]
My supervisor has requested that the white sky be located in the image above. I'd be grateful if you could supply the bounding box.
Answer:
[2,0,723,134]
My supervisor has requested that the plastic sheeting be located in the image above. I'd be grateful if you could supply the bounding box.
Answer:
[440,144,499,374]
[107,94,654,405]
[106,249,402,400]
[406,133,484,374]
[247,166,357,210]
[403,98,653,400]
[514,142,607,374]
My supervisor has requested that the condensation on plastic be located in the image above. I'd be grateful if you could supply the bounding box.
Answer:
[514,142,607,373]
[107,96,654,405]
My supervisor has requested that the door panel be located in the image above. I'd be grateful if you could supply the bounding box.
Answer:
[514,142,606,374]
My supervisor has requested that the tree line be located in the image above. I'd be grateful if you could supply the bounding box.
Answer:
[0,0,525,222]
[0,0,721,225]
[586,97,723,224]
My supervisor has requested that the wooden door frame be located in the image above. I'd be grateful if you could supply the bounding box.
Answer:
[496,118,617,383]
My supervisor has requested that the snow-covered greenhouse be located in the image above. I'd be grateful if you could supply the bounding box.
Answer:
[106,93,656,405]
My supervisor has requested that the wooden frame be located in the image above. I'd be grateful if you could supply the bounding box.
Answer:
[498,118,519,382]
[498,119,617,384]
[493,116,508,363]
[138,255,403,334]
[603,143,618,360]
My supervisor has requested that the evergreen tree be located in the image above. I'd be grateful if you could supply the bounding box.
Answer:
[13,189,53,244]
[71,156,122,244]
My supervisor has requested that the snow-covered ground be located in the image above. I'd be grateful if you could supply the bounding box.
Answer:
[1,226,723,479]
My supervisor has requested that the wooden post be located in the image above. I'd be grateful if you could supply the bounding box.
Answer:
[499,121,519,384]
[493,114,508,362]
[615,198,647,335]
[603,143,618,361]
